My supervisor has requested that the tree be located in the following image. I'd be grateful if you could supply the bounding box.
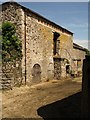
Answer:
[1,21,22,62]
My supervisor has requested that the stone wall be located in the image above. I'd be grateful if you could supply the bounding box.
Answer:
[1,61,22,89]
[1,2,86,87]
[60,34,73,77]
[73,48,86,75]
[73,48,85,60]
[24,8,74,82]
[1,2,25,87]
[1,2,54,85]
[25,10,54,84]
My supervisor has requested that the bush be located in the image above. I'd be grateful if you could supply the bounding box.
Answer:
[1,21,22,62]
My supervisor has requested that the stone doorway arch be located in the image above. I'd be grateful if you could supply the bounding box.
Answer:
[32,64,41,83]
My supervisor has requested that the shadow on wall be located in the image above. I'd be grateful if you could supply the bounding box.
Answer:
[37,92,82,119]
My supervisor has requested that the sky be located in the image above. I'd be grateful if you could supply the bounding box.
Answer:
[20,2,88,49]
[0,0,88,49]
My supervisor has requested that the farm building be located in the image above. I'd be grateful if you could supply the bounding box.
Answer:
[0,2,86,88]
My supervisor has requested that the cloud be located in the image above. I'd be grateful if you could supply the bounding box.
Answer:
[74,39,88,49]
[67,23,88,29]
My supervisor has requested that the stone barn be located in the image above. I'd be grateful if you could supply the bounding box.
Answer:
[0,2,86,87]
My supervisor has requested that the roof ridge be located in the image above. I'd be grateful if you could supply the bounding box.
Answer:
[1,1,73,35]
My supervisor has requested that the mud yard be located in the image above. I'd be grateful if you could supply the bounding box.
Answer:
[2,77,82,119]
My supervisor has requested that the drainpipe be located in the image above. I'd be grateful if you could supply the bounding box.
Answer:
[24,12,26,85]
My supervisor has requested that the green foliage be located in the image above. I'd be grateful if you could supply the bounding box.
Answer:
[1,21,22,62]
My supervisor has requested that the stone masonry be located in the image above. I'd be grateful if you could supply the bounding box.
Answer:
[0,2,86,87]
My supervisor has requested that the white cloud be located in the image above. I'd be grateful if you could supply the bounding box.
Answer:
[88,41,90,51]
[67,23,88,29]
[74,39,88,49]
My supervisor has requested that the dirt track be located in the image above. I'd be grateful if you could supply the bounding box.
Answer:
[2,77,82,119]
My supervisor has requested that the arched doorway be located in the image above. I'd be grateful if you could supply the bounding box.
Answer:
[32,64,41,83]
